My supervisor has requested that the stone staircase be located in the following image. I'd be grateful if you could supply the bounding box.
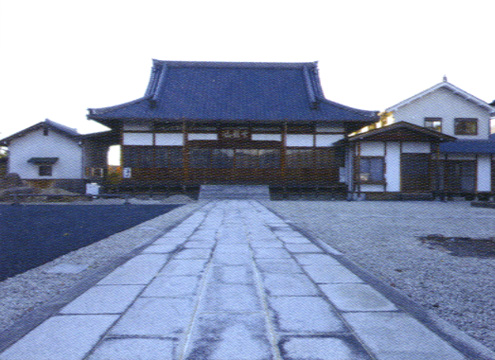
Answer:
[198,185,270,200]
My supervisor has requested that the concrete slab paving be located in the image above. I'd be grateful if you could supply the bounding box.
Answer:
[261,273,319,296]
[0,315,118,360]
[109,297,196,337]
[283,243,323,253]
[268,296,346,333]
[343,312,467,360]
[60,285,144,314]
[87,338,177,360]
[141,275,202,297]
[320,283,398,312]
[303,264,364,284]
[279,336,373,360]
[2,200,491,359]
[98,254,169,285]
[184,313,272,360]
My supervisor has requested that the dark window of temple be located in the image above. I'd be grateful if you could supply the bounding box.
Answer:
[286,149,314,168]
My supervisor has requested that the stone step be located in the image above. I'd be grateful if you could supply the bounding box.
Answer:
[199,185,270,200]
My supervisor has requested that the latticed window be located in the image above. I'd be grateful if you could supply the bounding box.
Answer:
[259,149,280,168]
[235,149,258,168]
[211,149,234,168]
[122,147,154,168]
[286,149,313,168]
[155,147,183,168]
[359,157,384,182]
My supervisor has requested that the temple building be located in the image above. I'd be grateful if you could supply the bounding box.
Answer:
[87,60,378,190]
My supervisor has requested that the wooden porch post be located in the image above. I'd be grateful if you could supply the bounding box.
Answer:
[281,122,287,188]
[182,121,189,186]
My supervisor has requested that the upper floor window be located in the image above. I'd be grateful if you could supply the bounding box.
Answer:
[454,118,478,135]
[424,118,442,132]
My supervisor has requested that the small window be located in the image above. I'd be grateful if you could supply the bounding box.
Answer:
[359,157,384,183]
[454,118,478,135]
[424,118,442,132]
[39,165,52,176]
[43,128,49,136]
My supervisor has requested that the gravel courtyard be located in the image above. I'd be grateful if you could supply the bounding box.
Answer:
[264,200,495,352]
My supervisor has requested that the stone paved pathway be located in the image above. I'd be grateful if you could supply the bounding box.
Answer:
[0,200,486,359]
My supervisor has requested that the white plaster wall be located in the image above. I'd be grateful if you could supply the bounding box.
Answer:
[315,134,343,147]
[385,142,401,192]
[123,133,153,146]
[123,122,152,131]
[155,133,184,146]
[401,142,431,153]
[393,87,491,140]
[188,133,218,141]
[286,134,314,147]
[316,124,344,133]
[477,155,491,192]
[252,134,282,141]
[360,184,385,192]
[360,142,385,156]
[8,130,83,179]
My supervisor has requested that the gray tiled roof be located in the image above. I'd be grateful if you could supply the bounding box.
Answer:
[88,60,378,126]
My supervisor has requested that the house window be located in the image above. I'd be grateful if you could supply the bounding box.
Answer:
[359,157,384,183]
[454,118,478,135]
[43,128,49,136]
[424,118,442,132]
[39,165,52,176]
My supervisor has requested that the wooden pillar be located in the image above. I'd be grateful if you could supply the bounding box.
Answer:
[182,121,189,185]
[354,141,361,196]
[281,122,287,187]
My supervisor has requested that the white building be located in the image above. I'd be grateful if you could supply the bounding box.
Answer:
[0,119,116,192]
[346,79,495,199]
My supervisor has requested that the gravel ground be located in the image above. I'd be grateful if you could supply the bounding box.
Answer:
[0,201,202,333]
[2,199,495,353]
[264,200,495,352]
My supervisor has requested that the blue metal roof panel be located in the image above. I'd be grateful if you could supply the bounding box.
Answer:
[88,61,377,123]
[440,140,495,154]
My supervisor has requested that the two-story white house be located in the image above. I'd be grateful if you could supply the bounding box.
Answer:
[0,119,117,193]
[345,78,495,199]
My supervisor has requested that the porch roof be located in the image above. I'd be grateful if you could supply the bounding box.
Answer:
[347,121,456,142]
[440,139,495,154]
[87,60,378,128]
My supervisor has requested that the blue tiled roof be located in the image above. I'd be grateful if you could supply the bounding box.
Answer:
[88,61,378,126]
[440,139,495,154]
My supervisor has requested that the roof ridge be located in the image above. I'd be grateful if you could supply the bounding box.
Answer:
[44,119,79,136]
[386,81,495,114]
[152,59,318,69]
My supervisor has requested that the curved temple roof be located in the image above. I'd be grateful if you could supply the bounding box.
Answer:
[88,60,378,127]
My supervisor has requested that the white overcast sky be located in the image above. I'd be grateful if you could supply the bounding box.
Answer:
[1,0,494,139]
